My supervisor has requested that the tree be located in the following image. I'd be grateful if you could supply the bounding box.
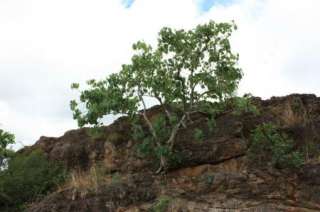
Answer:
[71,21,242,172]
[0,129,15,168]
[0,150,67,210]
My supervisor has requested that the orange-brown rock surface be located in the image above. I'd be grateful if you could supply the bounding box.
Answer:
[24,94,320,211]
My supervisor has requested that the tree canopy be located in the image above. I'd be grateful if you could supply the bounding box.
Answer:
[71,21,241,125]
[0,129,15,168]
[71,20,242,172]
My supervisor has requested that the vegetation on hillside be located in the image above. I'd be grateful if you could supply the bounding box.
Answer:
[249,123,304,169]
[0,130,67,211]
[70,21,243,172]
[0,20,318,212]
[0,129,15,168]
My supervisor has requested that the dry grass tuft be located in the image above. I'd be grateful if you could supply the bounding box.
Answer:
[58,164,116,199]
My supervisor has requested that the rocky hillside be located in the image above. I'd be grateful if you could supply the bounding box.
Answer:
[21,94,320,211]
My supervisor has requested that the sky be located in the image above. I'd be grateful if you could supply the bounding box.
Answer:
[0,0,320,148]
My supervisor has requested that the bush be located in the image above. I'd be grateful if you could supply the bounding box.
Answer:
[249,123,304,169]
[133,115,183,170]
[150,196,171,212]
[0,129,15,168]
[232,94,259,116]
[0,150,67,210]
[194,128,205,142]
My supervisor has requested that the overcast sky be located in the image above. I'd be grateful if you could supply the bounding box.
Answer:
[1,0,320,148]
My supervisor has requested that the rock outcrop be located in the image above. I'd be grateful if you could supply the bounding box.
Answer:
[25,94,320,211]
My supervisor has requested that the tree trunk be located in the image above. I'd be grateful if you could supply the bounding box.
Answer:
[168,114,186,150]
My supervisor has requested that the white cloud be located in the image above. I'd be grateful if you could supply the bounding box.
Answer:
[0,0,320,147]
[201,0,320,97]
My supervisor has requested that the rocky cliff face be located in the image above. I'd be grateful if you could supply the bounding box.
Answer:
[24,94,320,211]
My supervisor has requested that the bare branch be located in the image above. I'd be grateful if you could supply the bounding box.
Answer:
[138,91,157,138]
[168,114,186,150]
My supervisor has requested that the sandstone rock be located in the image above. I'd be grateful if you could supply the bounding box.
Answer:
[24,94,320,211]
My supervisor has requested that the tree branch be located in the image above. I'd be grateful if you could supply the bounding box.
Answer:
[167,114,186,150]
[138,91,157,138]
[155,96,172,120]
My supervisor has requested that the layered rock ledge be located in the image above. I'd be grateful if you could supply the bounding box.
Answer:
[23,94,320,212]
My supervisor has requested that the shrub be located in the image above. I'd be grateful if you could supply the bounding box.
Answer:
[0,150,67,210]
[232,94,259,116]
[249,123,304,169]
[150,196,171,212]
[87,127,105,139]
[207,117,216,134]
[194,128,205,142]
[134,115,183,170]
[0,129,15,168]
